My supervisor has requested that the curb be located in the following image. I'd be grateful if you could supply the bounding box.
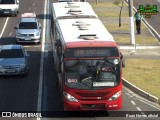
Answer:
[122,78,159,103]
[120,45,160,50]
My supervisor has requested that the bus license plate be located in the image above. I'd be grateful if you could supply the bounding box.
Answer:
[4,11,9,14]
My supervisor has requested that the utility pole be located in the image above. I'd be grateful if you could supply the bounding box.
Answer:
[96,0,98,4]
[128,0,135,45]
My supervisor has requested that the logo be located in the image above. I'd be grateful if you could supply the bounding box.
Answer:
[2,112,11,117]
[139,4,159,18]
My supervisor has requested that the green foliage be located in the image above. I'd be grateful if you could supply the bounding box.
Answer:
[113,1,120,5]
[123,59,160,100]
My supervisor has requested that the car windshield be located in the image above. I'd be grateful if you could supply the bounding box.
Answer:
[19,22,38,29]
[0,0,15,4]
[64,59,120,90]
[0,49,24,58]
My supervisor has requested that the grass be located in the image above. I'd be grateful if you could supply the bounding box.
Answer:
[123,59,160,100]
[90,2,116,7]
[104,23,158,45]
[91,2,160,100]
[91,3,129,18]
[91,1,159,45]
[96,11,119,17]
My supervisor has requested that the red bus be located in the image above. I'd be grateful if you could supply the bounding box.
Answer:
[51,17,124,111]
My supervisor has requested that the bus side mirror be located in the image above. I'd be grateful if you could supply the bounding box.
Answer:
[17,0,19,4]
[55,39,60,46]
[120,52,125,68]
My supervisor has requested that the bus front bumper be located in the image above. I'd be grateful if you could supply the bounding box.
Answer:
[63,97,122,111]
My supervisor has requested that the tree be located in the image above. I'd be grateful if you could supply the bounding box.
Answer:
[113,0,124,27]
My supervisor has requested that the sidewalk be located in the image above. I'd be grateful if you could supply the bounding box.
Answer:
[88,0,160,103]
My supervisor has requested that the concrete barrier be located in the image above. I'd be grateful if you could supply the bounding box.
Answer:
[123,78,159,103]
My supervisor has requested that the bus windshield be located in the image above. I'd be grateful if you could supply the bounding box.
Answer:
[0,0,15,4]
[64,59,120,90]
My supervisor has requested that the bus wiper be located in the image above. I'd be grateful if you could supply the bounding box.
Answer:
[91,60,94,90]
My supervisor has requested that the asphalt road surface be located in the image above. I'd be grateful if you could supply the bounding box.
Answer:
[0,0,159,119]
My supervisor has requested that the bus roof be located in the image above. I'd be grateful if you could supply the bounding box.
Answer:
[56,19,117,48]
[52,2,98,20]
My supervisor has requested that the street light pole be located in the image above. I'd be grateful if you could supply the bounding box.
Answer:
[96,0,98,4]
[128,0,135,45]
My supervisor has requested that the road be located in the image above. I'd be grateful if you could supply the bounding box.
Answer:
[0,0,159,119]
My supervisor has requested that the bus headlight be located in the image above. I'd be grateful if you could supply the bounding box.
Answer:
[108,91,121,101]
[113,59,119,65]
[63,92,78,102]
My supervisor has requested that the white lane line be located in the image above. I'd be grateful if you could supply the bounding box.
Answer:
[125,93,133,98]
[0,17,9,39]
[136,107,146,116]
[137,99,160,110]
[24,46,40,48]
[131,100,136,106]
[37,0,47,120]
[9,32,12,36]
[136,107,142,111]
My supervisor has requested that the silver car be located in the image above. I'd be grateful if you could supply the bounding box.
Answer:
[15,13,41,44]
[0,0,19,16]
[0,45,29,76]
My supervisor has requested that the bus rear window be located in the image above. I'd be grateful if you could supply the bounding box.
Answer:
[65,47,119,58]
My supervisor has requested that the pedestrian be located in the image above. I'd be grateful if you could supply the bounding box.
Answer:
[134,9,142,34]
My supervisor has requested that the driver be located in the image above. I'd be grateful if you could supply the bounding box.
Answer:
[78,62,88,80]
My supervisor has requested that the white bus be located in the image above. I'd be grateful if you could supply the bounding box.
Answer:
[51,2,98,42]
[51,2,98,20]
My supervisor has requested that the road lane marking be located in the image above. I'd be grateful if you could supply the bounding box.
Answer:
[125,92,133,98]
[24,45,41,48]
[37,0,47,119]
[136,107,146,115]
[124,86,160,111]
[137,99,160,110]
[9,32,12,36]
[131,100,136,106]
[136,107,142,111]
[42,0,50,113]
[0,17,9,39]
